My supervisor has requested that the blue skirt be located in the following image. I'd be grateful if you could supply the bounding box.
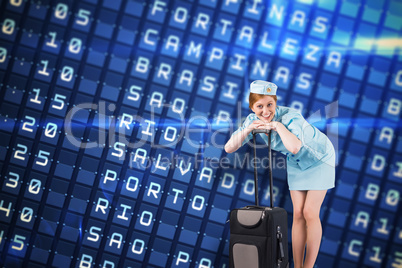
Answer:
[287,152,336,191]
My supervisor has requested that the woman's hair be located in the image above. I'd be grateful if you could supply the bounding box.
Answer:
[249,93,277,109]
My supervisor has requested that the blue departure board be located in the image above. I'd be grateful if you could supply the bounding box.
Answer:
[0,0,401,267]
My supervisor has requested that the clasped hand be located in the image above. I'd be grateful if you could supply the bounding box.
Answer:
[246,120,279,132]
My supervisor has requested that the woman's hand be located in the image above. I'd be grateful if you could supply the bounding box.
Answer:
[245,120,266,132]
[225,120,265,154]
[257,121,281,133]
[259,121,302,154]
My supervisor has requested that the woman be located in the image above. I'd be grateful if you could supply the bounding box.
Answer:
[224,80,336,268]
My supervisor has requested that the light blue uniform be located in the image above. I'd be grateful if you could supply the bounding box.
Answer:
[232,106,335,190]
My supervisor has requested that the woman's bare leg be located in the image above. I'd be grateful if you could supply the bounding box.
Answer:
[290,190,308,268]
[302,190,327,268]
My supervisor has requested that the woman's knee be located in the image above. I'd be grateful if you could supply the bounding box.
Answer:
[293,207,304,221]
[303,206,319,222]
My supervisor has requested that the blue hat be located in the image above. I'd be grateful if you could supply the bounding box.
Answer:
[250,80,277,95]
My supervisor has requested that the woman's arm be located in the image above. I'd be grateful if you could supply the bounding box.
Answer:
[261,122,302,154]
[225,120,264,153]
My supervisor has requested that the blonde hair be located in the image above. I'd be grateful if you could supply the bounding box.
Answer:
[249,93,277,109]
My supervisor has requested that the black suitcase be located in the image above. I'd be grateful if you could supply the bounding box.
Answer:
[229,130,289,268]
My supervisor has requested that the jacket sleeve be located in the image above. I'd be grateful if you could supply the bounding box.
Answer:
[281,111,330,170]
[230,114,255,147]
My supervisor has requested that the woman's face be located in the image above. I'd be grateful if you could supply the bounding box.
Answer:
[251,95,277,123]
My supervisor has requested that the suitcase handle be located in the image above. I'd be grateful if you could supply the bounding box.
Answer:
[277,226,285,265]
[244,205,268,209]
[252,130,274,208]
[251,129,269,134]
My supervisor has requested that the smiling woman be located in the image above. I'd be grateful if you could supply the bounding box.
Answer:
[249,93,277,122]
[225,80,336,268]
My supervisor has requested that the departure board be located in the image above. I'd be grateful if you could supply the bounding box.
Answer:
[0,0,401,267]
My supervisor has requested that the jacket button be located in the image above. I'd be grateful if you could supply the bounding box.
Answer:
[296,159,300,162]
[291,155,295,157]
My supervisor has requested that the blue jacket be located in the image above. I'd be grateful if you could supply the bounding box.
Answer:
[231,106,335,171]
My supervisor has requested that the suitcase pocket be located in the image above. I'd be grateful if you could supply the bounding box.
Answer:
[230,235,270,268]
[233,243,259,268]
[236,209,264,228]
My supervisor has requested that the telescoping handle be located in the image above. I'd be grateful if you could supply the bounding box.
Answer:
[251,129,274,208]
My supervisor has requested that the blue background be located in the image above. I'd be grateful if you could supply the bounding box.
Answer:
[0,0,401,267]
